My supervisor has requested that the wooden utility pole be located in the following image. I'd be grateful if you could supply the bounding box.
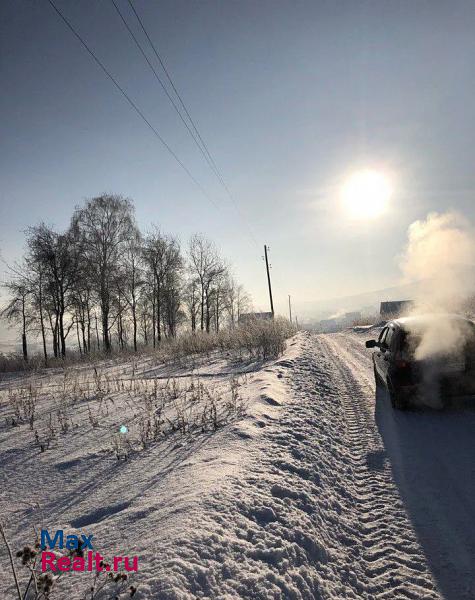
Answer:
[288,295,292,323]
[264,245,274,317]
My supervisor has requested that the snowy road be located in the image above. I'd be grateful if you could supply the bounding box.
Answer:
[292,331,475,600]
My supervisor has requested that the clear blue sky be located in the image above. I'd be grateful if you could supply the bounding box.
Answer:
[2,0,475,318]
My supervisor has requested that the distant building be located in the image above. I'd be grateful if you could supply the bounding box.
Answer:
[380,300,412,319]
[238,312,274,325]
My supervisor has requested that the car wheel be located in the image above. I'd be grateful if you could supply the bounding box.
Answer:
[373,364,381,386]
[389,385,408,410]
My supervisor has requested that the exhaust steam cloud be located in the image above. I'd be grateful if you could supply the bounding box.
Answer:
[399,212,475,405]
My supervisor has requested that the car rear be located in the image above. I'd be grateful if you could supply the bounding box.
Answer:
[390,316,475,404]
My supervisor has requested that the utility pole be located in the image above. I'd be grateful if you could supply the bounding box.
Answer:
[288,295,292,323]
[264,245,274,317]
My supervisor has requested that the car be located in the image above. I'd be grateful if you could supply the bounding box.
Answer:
[365,314,475,409]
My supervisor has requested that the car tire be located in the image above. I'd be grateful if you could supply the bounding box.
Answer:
[373,364,381,387]
[389,385,408,410]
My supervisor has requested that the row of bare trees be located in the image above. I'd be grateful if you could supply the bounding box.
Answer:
[2,195,250,362]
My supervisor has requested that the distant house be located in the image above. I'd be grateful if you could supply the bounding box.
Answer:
[238,312,273,325]
[380,300,412,319]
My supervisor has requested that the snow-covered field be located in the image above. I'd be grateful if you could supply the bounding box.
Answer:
[2,331,475,599]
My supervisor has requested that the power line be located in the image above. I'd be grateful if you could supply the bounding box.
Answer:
[110,0,222,184]
[126,0,221,180]
[46,0,218,208]
[126,0,259,247]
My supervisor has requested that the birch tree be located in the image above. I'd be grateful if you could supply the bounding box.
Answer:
[71,195,137,352]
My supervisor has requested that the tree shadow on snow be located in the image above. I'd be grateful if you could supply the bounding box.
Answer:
[374,385,475,600]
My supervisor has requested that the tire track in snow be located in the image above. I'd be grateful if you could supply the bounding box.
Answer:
[319,333,440,600]
[137,332,445,599]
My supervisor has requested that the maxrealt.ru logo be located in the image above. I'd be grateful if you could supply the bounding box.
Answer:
[40,529,139,573]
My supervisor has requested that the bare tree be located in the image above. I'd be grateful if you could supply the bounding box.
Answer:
[184,277,200,332]
[27,264,48,365]
[26,224,79,357]
[122,232,144,351]
[162,269,184,337]
[2,276,33,361]
[138,283,153,346]
[71,195,137,352]
[143,229,182,344]
[70,233,94,355]
[226,278,251,328]
[71,281,93,354]
[188,234,225,332]
[213,269,231,333]
[204,265,226,334]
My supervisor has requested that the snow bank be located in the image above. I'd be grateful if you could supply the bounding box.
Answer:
[0,335,302,598]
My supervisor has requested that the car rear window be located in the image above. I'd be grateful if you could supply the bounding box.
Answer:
[400,320,475,358]
[400,331,421,357]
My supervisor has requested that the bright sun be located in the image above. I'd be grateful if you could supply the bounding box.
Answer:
[341,170,391,219]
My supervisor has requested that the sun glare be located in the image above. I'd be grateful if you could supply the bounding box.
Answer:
[341,170,391,219]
